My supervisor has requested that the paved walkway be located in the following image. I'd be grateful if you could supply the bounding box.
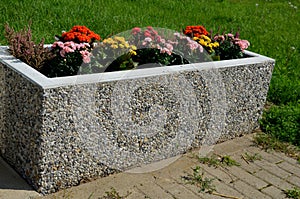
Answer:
[1,133,299,199]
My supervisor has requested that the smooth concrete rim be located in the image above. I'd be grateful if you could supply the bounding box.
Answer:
[0,46,275,89]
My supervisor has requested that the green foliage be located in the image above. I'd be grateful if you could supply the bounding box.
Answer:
[131,48,189,68]
[197,154,240,167]
[214,39,243,59]
[182,166,215,193]
[221,155,241,166]
[198,156,220,167]
[284,187,300,199]
[260,103,300,146]
[267,46,300,105]
[99,187,130,199]
[103,53,137,72]
[253,133,300,160]
[213,33,246,60]
[242,152,262,163]
[268,73,300,106]
[42,50,83,77]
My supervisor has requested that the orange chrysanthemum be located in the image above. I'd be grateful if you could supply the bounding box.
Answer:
[62,25,100,43]
[183,25,209,38]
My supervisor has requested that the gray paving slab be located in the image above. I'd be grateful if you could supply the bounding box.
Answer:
[261,185,287,199]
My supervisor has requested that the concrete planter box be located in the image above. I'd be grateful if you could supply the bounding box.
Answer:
[0,46,274,194]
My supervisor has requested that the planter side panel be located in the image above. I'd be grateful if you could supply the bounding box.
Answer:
[0,62,44,191]
[219,61,274,141]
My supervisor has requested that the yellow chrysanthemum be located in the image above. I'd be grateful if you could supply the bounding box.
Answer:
[208,44,214,51]
[200,35,211,42]
[111,44,118,49]
[119,44,124,48]
[114,36,126,43]
[103,38,114,44]
[124,43,130,48]
[130,50,137,56]
[213,42,219,48]
[199,40,207,46]
[131,45,137,51]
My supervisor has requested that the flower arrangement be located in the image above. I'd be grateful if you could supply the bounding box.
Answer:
[213,32,250,60]
[183,26,250,60]
[4,24,250,78]
[41,26,100,77]
[124,26,206,68]
[82,36,138,73]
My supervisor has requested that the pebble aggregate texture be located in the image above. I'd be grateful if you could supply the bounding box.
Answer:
[0,47,274,194]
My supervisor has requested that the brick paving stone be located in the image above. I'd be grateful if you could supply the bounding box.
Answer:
[254,170,294,190]
[228,134,254,148]
[153,155,199,179]
[277,161,300,178]
[135,181,174,199]
[272,152,298,165]
[177,176,228,199]
[226,165,269,189]
[261,185,286,199]
[180,169,244,199]
[231,151,263,174]
[254,159,291,179]
[196,145,216,158]
[126,188,149,199]
[200,164,237,184]
[175,168,216,199]
[213,139,246,154]
[213,179,245,199]
[0,190,41,199]
[179,183,216,199]
[231,180,272,199]
[154,177,200,199]
[246,147,283,164]
[286,175,300,187]
[179,167,241,199]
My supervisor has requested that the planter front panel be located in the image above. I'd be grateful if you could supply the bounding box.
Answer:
[0,47,274,194]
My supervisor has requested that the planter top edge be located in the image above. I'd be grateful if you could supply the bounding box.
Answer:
[0,46,54,88]
[0,46,274,89]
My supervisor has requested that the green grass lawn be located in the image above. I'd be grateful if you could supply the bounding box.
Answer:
[0,0,299,145]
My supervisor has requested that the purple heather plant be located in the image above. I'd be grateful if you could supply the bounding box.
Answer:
[4,23,53,71]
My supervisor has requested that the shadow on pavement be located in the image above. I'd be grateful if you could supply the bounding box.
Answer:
[0,156,34,190]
